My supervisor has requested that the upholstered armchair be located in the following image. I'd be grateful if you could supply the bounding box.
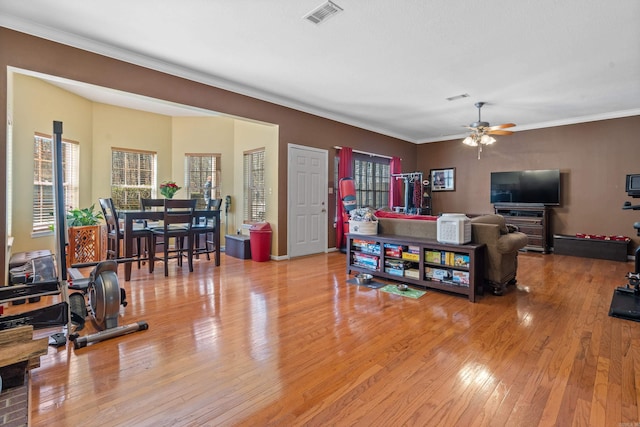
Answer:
[470,214,529,295]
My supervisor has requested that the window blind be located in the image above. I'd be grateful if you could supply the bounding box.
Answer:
[243,149,266,223]
[111,148,156,210]
[185,153,221,209]
[32,134,79,233]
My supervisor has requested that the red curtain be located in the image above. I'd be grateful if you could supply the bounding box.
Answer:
[390,156,402,209]
[336,147,353,249]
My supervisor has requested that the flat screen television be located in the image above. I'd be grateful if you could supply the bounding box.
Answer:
[490,169,560,205]
[625,174,640,197]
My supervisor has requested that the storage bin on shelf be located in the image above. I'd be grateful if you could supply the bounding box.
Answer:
[348,207,378,235]
[349,220,378,235]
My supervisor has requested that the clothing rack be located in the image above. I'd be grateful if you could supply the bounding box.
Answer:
[391,172,423,213]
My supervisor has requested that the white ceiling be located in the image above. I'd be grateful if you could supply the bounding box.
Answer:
[1,0,639,143]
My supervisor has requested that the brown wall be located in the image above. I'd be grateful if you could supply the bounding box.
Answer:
[0,28,417,279]
[2,28,639,283]
[417,115,640,252]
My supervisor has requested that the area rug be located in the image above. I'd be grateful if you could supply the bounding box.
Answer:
[380,284,426,299]
[346,278,387,289]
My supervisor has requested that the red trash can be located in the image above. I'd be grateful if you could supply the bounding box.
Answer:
[249,222,272,262]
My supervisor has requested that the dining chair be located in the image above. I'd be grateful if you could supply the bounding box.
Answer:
[192,198,222,260]
[140,197,165,259]
[140,197,165,227]
[98,197,151,268]
[149,199,197,276]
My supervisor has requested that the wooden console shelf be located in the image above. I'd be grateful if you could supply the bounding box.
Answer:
[346,233,485,302]
[494,204,551,253]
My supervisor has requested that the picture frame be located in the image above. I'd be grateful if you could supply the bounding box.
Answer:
[430,168,455,192]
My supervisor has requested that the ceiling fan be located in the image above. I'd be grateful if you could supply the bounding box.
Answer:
[462,102,515,158]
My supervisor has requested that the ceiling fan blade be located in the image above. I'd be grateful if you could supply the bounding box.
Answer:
[487,129,514,135]
[487,123,516,131]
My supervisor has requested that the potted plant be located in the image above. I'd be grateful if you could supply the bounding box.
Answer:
[67,204,105,264]
[67,204,103,226]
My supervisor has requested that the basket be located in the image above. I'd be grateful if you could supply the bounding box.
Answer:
[349,220,378,235]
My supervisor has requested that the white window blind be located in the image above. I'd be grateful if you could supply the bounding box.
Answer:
[185,153,221,209]
[243,149,265,223]
[32,134,79,233]
[111,148,156,210]
[353,155,390,209]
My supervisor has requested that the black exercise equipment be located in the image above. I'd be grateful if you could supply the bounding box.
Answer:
[48,120,148,348]
[0,121,148,348]
[67,261,148,349]
[609,189,640,322]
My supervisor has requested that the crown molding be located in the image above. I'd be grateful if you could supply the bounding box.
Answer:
[0,18,415,143]
[2,18,638,146]
[416,108,640,144]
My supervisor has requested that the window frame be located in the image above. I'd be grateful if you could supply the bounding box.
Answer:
[184,153,221,209]
[110,147,157,210]
[32,133,79,235]
[243,148,266,223]
[335,151,390,211]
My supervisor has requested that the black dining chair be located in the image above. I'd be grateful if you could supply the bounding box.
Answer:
[192,198,222,260]
[140,197,165,227]
[98,197,151,268]
[149,199,197,276]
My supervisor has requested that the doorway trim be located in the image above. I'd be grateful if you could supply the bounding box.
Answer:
[287,143,328,258]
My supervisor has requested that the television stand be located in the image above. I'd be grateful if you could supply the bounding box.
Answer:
[494,204,551,253]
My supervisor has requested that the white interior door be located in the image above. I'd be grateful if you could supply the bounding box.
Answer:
[288,144,327,258]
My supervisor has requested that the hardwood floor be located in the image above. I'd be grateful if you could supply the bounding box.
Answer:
[9,251,640,426]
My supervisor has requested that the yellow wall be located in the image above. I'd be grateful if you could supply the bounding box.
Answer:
[234,120,279,255]
[11,74,93,253]
[91,103,173,199]
[171,116,236,235]
[11,72,280,257]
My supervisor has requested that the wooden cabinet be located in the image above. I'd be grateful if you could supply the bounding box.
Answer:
[494,204,551,253]
[347,233,485,302]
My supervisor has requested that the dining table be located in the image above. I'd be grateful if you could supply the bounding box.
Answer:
[118,209,221,281]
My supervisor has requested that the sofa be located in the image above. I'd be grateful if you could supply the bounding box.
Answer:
[376,213,528,295]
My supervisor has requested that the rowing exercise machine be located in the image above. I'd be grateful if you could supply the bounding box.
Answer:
[66,260,148,349]
[51,120,148,347]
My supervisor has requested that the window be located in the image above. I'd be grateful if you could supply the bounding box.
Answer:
[185,153,221,209]
[32,133,79,234]
[111,148,156,210]
[335,152,390,209]
[353,154,390,208]
[243,149,265,223]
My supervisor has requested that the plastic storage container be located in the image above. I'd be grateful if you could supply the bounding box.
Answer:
[249,222,272,262]
[437,214,471,244]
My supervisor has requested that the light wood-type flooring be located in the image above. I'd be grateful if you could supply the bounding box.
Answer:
[8,251,640,426]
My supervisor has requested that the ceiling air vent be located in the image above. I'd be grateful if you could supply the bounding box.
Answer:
[304,1,343,25]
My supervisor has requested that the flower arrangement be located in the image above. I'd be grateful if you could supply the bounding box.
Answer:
[159,181,181,199]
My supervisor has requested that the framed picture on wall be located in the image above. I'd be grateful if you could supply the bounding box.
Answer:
[430,168,455,192]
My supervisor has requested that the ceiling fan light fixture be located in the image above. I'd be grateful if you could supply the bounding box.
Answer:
[461,102,514,158]
[480,134,496,145]
[462,135,477,146]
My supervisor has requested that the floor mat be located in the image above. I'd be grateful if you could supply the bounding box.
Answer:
[380,284,426,299]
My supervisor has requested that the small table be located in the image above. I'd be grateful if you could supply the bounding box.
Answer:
[119,209,221,281]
